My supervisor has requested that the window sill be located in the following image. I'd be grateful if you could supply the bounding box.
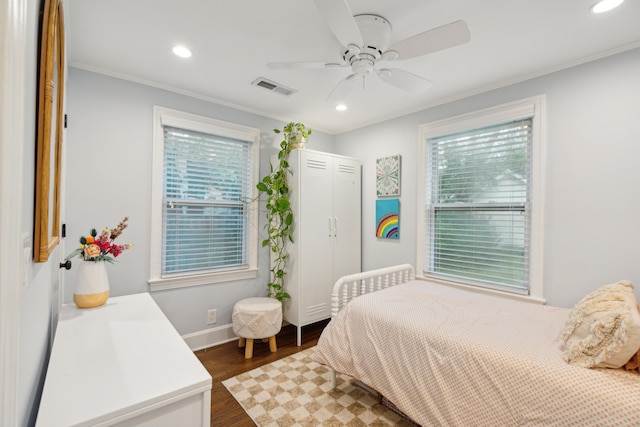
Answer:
[148,268,258,291]
[415,274,546,305]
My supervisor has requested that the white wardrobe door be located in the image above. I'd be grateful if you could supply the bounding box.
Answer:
[298,151,334,323]
[332,157,361,281]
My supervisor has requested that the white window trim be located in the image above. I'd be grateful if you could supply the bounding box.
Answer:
[149,106,260,291]
[417,95,547,302]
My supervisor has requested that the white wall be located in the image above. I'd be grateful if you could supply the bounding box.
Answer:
[18,0,63,424]
[65,68,335,335]
[334,47,640,308]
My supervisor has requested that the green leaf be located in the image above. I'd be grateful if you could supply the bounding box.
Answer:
[276,292,291,301]
[256,182,268,192]
[276,198,290,210]
[64,248,83,261]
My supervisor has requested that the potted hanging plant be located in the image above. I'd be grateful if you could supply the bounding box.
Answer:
[256,122,311,302]
[285,122,309,149]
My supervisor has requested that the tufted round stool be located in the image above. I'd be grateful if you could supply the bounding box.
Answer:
[232,297,282,359]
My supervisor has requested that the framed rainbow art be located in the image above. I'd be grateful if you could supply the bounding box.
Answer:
[375,199,399,239]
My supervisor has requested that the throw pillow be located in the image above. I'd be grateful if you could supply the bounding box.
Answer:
[561,280,640,368]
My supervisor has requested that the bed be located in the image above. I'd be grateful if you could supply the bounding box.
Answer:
[314,264,640,426]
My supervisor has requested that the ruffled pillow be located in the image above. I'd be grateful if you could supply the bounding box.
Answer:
[561,280,640,368]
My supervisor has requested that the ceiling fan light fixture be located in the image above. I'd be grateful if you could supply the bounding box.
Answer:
[377,69,391,79]
[381,50,399,61]
[591,0,624,13]
[352,58,374,75]
[172,45,192,58]
[336,104,348,111]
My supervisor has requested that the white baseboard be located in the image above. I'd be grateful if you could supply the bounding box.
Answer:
[183,323,238,351]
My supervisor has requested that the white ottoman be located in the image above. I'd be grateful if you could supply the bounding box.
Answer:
[232,297,282,359]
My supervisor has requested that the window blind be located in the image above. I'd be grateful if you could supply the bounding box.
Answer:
[425,119,532,293]
[162,126,252,275]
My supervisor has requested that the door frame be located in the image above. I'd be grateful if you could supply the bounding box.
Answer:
[0,0,27,424]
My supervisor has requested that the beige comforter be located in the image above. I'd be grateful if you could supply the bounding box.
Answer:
[314,280,640,426]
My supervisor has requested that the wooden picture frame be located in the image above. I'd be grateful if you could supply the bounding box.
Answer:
[34,0,65,262]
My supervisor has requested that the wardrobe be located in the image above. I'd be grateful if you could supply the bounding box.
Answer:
[279,149,361,345]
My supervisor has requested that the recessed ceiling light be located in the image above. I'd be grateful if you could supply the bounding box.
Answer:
[172,45,192,58]
[591,0,624,13]
[336,104,348,111]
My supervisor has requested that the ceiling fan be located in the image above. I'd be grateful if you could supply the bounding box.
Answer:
[267,0,471,103]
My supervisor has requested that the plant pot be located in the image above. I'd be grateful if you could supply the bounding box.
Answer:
[287,132,307,149]
[73,261,110,308]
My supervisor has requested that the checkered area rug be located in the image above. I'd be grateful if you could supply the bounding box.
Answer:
[222,346,417,426]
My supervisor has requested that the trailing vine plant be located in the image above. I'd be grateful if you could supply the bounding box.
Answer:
[256,122,312,302]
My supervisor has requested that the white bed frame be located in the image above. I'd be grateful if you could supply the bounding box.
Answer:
[328,264,415,388]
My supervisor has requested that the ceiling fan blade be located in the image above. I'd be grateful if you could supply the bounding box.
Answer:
[326,74,358,103]
[377,69,432,92]
[312,0,363,48]
[267,61,347,70]
[387,20,470,60]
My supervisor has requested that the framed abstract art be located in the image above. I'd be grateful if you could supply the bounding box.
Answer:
[376,155,401,197]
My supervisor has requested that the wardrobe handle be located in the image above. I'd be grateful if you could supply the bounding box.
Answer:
[334,217,338,237]
[328,217,332,237]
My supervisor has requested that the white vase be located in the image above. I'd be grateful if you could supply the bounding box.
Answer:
[74,261,110,308]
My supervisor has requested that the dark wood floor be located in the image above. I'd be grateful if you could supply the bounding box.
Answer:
[195,319,330,426]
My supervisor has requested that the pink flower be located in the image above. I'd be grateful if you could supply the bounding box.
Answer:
[64,218,132,263]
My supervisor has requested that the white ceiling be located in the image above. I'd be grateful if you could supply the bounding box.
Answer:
[66,0,640,135]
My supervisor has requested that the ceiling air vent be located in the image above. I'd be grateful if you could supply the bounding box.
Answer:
[251,77,296,96]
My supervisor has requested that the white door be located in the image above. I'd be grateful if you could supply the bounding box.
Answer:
[332,157,361,281]
[298,151,333,323]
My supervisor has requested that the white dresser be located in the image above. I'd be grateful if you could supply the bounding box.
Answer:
[36,293,211,427]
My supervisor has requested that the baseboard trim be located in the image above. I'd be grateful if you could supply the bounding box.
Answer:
[183,323,237,351]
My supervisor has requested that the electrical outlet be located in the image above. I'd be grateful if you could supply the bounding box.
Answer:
[207,309,217,325]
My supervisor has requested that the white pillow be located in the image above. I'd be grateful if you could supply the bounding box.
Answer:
[561,280,640,369]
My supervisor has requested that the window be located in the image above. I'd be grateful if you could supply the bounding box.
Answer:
[149,107,259,290]
[418,96,545,300]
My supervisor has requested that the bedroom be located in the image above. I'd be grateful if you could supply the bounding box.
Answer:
[2,0,640,425]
